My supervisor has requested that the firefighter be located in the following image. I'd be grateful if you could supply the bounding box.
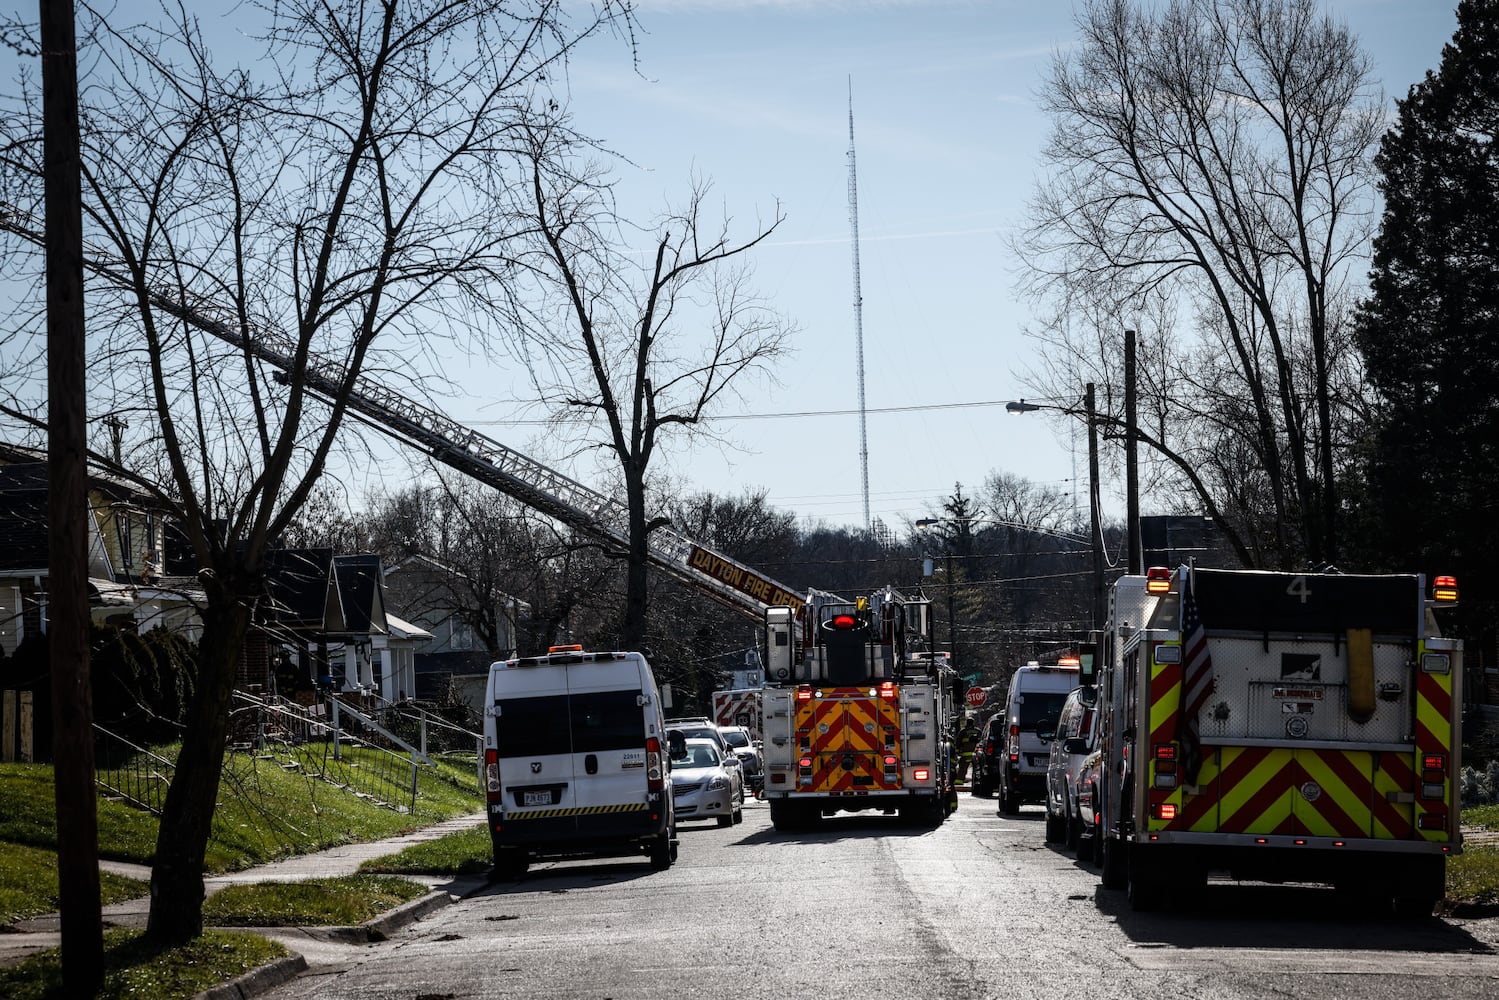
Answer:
[956,716,979,781]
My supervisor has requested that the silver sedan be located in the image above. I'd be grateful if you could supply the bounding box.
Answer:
[669,738,744,827]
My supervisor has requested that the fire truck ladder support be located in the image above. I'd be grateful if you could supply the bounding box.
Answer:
[1,205,802,621]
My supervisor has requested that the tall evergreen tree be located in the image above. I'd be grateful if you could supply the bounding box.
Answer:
[1353,0,1499,647]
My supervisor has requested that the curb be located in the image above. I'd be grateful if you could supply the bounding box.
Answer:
[193,954,307,1000]
[188,885,468,999]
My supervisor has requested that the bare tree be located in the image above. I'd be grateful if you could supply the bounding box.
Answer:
[514,132,794,647]
[0,0,636,944]
[1016,0,1382,569]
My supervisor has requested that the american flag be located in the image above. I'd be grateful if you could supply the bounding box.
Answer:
[1180,568,1215,785]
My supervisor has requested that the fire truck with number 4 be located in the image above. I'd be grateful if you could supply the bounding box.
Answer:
[1087,565,1462,914]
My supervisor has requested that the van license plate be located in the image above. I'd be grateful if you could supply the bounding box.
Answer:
[523,790,552,806]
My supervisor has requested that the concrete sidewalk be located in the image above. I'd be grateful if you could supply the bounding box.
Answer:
[0,811,491,989]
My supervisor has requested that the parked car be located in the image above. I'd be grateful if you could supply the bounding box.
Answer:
[1043,685,1098,850]
[968,713,1006,798]
[665,719,740,775]
[717,724,763,792]
[1073,748,1105,865]
[996,661,1079,815]
[669,738,745,827]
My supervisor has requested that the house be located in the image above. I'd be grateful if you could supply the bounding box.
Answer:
[382,552,527,711]
[262,549,429,704]
[0,446,201,656]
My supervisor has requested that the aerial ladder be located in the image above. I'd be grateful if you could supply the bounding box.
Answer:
[0,205,817,622]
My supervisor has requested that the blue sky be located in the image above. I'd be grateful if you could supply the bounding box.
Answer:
[433,0,1461,532]
[0,1,1465,533]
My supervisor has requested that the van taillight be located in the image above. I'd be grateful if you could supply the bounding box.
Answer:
[646,737,664,791]
[484,748,501,802]
[1009,724,1019,739]
[983,739,994,754]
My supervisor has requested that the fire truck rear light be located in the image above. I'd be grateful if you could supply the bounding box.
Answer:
[1433,576,1458,602]
[796,686,813,701]
[1423,754,1446,771]
[913,768,930,781]
[1154,772,1177,790]
[798,758,813,770]
[1154,744,1177,760]
[1333,841,1345,847]
[833,613,857,629]
[1294,839,1306,846]
[771,773,786,785]
[879,682,897,699]
[1418,813,1447,830]
[1146,566,1172,594]
[883,755,898,767]
[1422,783,1444,800]
[1255,837,1268,844]
[1153,644,1181,665]
[1152,803,1177,820]
[1420,653,1451,674]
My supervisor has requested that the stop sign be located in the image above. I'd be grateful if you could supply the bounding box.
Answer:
[965,685,987,708]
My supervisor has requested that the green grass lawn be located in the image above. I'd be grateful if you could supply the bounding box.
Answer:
[359,822,491,876]
[0,928,288,1000]
[0,745,481,924]
[203,874,429,926]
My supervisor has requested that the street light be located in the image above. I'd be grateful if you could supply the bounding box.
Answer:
[1004,383,1107,630]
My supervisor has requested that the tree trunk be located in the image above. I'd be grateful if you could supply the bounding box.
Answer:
[145,592,253,944]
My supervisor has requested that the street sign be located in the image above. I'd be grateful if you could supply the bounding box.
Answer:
[965,686,987,708]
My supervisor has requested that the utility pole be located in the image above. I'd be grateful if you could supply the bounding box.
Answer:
[41,0,104,989]
[1125,330,1141,574]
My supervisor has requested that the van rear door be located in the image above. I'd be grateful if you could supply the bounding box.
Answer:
[566,660,652,812]
[492,669,578,830]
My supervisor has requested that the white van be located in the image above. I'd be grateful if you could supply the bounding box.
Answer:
[995,660,1079,816]
[482,646,676,878]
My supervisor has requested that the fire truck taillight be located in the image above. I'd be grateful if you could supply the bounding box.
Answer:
[1433,575,1458,603]
[1145,566,1172,594]
[883,754,898,768]
[646,737,664,791]
[878,681,897,699]
[913,768,930,781]
[832,613,857,629]
[1421,753,1446,799]
[1152,802,1177,821]
[1153,744,1179,789]
[484,748,501,802]
[796,686,814,701]
[798,756,814,786]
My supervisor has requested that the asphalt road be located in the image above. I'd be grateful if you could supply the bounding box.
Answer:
[260,795,1499,1000]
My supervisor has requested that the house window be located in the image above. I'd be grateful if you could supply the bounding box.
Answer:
[449,619,474,651]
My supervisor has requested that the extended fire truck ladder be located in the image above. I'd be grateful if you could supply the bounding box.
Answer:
[1,206,810,622]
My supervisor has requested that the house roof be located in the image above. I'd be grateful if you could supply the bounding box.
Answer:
[329,554,386,636]
[385,613,434,641]
[263,547,334,629]
[0,464,49,572]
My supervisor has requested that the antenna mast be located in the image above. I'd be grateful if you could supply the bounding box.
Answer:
[847,79,871,532]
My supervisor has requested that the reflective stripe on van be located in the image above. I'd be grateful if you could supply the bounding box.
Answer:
[506,803,650,820]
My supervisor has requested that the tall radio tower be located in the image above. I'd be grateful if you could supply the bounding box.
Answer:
[847,80,871,533]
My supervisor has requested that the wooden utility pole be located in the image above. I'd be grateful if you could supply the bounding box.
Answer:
[1124,330,1141,574]
[41,0,104,989]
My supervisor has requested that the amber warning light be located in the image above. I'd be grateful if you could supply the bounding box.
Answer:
[1145,566,1172,594]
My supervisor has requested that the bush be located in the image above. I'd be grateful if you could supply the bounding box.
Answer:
[1462,761,1499,807]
